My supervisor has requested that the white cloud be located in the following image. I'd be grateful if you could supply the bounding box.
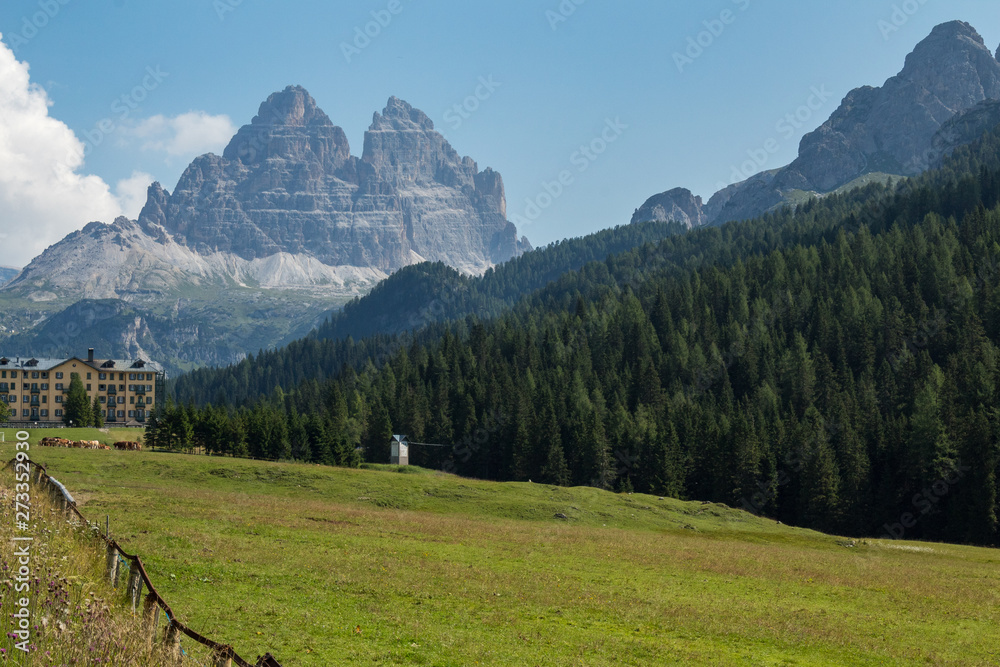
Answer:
[0,38,237,268]
[0,36,124,267]
[115,170,155,220]
[127,111,236,159]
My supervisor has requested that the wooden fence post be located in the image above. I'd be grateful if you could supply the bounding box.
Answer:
[213,647,234,667]
[164,621,183,666]
[127,560,143,612]
[105,543,119,585]
[142,592,159,646]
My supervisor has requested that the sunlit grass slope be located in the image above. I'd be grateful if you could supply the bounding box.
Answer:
[3,430,998,666]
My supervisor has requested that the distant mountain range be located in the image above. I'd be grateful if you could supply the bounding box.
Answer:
[0,89,529,374]
[4,21,1000,377]
[633,21,1000,228]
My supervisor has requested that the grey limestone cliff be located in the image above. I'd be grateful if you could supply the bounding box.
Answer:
[140,87,529,274]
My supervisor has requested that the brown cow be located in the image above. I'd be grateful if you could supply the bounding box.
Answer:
[113,441,142,451]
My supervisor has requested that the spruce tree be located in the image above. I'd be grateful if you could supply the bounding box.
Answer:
[63,373,91,427]
[91,396,104,428]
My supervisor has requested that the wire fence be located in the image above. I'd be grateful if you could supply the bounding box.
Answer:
[4,456,282,667]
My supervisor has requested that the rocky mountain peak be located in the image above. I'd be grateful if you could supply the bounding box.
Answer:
[633,20,1000,228]
[251,85,332,128]
[370,96,435,132]
[362,96,474,189]
[631,188,706,229]
[222,86,349,168]
[135,88,526,272]
[898,21,1000,99]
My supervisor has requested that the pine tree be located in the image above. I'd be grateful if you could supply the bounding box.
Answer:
[229,415,249,458]
[289,412,311,461]
[541,439,571,486]
[63,374,92,427]
[798,407,842,531]
[91,396,104,428]
[145,406,165,449]
[166,402,194,452]
[362,402,393,464]
[908,366,957,482]
[539,408,570,486]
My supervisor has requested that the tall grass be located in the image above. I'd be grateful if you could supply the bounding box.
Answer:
[0,466,189,666]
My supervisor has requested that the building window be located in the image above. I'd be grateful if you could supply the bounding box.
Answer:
[41,396,46,404]
[55,372,62,379]
[55,409,63,417]
[86,384,91,391]
[10,372,16,378]
[22,384,28,391]
[119,373,125,381]
[99,385,106,391]
[41,372,48,379]
[87,373,92,380]
[22,409,28,417]
[22,396,28,403]
[99,396,106,403]
[117,410,124,418]
[119,385,125,391]
[128,410,135,418]
[40,410,48,417]
[55,383,63,391]
[0,371,5,378]
[99,373,106,381]
[56,396,63,404]
[41,383,48,390]
[117,396,125,404]
[31,372,39,379]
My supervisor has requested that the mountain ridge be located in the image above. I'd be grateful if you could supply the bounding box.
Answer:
[635,20,1000,228]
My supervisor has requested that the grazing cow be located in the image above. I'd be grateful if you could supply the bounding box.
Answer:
[113,441,142,451]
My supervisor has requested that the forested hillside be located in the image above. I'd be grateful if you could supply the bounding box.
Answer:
[173,220,688,405]
[161,127,1000,546]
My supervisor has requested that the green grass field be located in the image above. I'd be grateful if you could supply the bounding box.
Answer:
[3,428,999,666]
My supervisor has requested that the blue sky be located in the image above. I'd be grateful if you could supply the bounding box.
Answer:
[0,0,996,265]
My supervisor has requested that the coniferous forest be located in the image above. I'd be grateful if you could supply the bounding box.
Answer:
[163,127,1000,547]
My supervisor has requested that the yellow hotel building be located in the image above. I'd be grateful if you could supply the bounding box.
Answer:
[0,348,164,427]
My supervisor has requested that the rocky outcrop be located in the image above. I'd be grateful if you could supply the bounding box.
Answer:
[145,87,529,274]
[637,21,1000,228]
[778,21,1000,193]
[928,99,1000,161]
[630,188,707,228]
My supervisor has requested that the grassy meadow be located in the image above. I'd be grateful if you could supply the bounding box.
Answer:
[2,428,999,666]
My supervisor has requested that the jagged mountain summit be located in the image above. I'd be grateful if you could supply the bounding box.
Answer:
[1,88,530,373]
[636,20,1000,228]
[630,188,707,229]
[10,87,529,304]
[138,88,528,274]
